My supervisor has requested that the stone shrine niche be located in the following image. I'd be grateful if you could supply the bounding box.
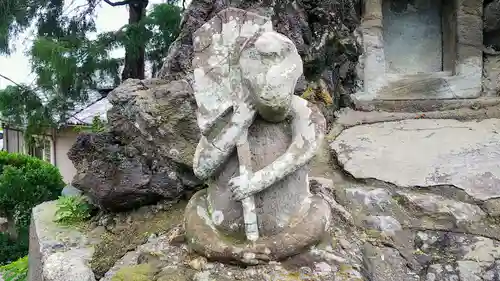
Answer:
[358,0,483,101]
[382,0,443,74]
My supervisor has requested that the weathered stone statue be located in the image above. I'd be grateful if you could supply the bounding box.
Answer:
[184,8,330,265]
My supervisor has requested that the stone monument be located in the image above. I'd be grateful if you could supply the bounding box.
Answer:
[184,8,330,265]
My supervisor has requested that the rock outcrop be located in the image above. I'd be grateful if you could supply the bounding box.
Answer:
[106,79,200,169]
[68,79,201,211]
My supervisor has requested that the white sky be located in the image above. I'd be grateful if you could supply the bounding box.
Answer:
[0,0,186,89]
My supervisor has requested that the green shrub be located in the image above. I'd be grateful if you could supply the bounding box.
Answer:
[0,233,27,265]
[54,195,91,225]
[0,151,64,264]
[0,255,28,281]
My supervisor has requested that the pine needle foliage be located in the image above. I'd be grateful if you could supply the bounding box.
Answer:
[0,1,182,140]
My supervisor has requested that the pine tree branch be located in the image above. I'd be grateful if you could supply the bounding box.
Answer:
[103,0,131,6]
[0,73,24,88]
[0,74,48,103]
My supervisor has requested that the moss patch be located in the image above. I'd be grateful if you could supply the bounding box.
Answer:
[392,195,407,206]
[275,272,303,280]
[301,86,316,100]
[300,80,334,107]
[111,264,156,281]
[90,202,187,277]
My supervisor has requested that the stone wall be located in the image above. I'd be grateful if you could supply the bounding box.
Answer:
[483,53,500,96]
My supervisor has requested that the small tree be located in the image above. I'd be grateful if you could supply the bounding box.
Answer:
[0,2,182,139]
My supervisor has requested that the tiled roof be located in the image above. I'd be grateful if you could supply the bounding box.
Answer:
[65,98,112,125]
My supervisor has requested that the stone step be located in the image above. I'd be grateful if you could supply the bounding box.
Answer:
[353,97,500,113]
[377,72,463,100]
[330,118,500,209]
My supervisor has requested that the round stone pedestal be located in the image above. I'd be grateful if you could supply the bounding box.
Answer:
[184,189,330,265]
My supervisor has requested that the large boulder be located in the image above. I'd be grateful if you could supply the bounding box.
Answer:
[107,79,199,168]
[68,79,201,211]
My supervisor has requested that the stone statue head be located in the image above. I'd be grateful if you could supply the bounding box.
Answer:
[240,31,303,123]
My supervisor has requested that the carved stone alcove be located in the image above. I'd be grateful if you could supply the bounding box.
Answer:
[357,0,483,101]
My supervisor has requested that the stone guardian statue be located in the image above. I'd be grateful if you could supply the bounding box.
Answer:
[184,7,330,265]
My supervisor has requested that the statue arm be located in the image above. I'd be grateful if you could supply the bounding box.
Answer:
[232,96,325,199]
[193,102,256,180]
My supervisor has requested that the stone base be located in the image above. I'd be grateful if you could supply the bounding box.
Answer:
[184,189,330,265]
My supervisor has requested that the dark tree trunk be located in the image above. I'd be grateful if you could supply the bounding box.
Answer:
[121,0,148,80]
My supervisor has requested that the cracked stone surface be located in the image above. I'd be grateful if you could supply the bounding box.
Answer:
[326,117,500,281]
[330,118,500,201]
[395,191,486,223]
[414,231,500,281]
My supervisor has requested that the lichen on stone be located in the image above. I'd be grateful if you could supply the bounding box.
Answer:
[301,80,333,106]
[110,264,155,281]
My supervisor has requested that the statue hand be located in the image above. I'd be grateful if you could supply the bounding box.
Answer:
[229,175,252,201]
[239,250,270,265]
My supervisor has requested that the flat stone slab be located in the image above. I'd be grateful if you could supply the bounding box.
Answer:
[330,119,500,200]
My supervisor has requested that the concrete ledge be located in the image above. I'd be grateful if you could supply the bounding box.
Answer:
[28,201,99,281]
[353,97,500,113]
[332,106,500,131]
